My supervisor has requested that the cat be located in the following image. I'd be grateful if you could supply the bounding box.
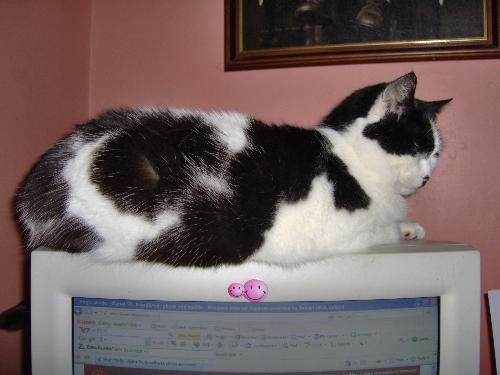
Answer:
[14,72,450,268]
[1,72,450,330]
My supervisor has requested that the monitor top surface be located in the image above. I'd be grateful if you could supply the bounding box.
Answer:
[33,240,477,261]
[368,240,477,254]
[31,240,479,286]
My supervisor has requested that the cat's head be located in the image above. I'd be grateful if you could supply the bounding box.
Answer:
[321,72,451,196]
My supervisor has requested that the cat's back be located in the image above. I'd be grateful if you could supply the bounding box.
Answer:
[16,107,331,263]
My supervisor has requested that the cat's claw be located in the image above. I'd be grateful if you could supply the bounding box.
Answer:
[399,222,426,240]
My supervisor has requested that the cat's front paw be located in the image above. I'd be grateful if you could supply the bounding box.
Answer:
[399,222,426,240]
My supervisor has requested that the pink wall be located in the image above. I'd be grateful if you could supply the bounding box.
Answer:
[0,1,91,373]
[2,0,500,373]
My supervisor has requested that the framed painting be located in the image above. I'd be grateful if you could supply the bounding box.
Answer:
[225,0,500,70]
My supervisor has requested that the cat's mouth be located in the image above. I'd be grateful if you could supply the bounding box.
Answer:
[400,179,428,196]
[401,187,419,197]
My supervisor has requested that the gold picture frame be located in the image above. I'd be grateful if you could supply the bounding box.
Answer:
[225,0,500,71]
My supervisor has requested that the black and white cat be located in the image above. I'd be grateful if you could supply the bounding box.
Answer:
[16,72,450,267]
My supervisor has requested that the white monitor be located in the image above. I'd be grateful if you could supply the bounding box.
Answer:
[30,241,480,375]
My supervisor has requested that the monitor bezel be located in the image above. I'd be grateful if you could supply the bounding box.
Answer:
[31,241,480,374]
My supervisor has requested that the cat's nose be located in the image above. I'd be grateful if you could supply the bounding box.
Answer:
[421,176,430,187]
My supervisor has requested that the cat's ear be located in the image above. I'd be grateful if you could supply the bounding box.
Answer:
[416,98,453,116]
[382,72,417,113]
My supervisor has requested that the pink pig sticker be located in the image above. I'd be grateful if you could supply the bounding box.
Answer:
[243,279,268,302]
[227,282,245,298]
[227,279,268,302]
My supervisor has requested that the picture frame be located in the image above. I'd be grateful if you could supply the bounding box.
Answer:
[225,0,500,71]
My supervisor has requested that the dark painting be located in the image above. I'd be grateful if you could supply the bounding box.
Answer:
[225,0,500,70]
[241,0,485,50]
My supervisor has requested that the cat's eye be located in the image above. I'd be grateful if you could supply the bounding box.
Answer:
[434,152,440,158]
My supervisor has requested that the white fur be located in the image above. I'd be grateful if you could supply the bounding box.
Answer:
[200,111,250,153]
[168,107,196,118]
[63,134,181,262]
[366,95,388,123]
[169,108,250,153]
[251,174,402,265]
[23,218,55,247]
[195,172,232,196]
[251,117,408,266]
[184,156,233,201]
[250,101,439,266]
[317,121,400,196]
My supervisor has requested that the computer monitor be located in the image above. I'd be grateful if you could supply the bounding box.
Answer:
[30,241,480,375]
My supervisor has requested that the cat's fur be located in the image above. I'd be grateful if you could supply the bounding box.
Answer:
[15,72,450,267]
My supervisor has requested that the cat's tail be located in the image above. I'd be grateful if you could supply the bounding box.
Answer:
[0,300,30,331]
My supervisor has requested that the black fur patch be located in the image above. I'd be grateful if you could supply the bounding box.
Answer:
[138,121,328,266]
[90,111,227,217]
[138,119,370,267]
[16,142,72,222]
[324,153,371,211]
[16,137,100,253]
[34,217,101,253]
[363,110,435,155]
[321,83,386,131]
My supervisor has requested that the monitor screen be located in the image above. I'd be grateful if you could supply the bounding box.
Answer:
[72,297,439,375]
